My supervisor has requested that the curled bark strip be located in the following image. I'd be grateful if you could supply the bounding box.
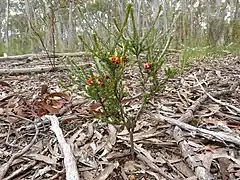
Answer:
[44,115,80,180]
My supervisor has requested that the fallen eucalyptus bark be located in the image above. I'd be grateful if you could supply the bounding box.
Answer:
[156,113,216,180]
[155,83,239,180]
[173,126,216,180]
[0,63,90,75]
[0,52,89,62]
[158,114,240,146]
[0,65,66,75]
[44,115,80,180]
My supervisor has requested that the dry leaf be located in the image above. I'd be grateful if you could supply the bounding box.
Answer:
[25,154,57,165]
[95,162,119,180]
[128,175,135,180]
[219,157,230,180]
[108,124,117,145]
[124,161,137,172]
[0,81,11,87]
[82,171,94,180]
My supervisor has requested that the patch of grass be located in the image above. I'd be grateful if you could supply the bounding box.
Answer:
[180,42,240,73]
[0,43,5,56]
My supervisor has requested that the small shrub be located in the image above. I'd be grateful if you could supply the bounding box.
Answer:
[65,3,178,159]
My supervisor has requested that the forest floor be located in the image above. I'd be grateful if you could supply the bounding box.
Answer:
[0,53,240,180]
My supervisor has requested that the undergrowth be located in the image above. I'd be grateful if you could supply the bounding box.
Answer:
[180,41,240,73]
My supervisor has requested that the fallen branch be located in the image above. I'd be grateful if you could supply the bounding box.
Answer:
[177,87,237,124]
[0,63,90,75]
[137,154,176,180]
[0,52,90,62]
[172,126,216,180]
[154,82,239,180]
[157,114,216,179]
[158,114,240,146]
[43,115,80,180]
[4,161,37,180]
[195,75,240,114]
[0,50,180,62]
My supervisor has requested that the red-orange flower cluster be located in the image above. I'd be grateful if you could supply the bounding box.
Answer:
[109,55,128,65]
[97,79,104,86]
[86,74,109,86]
[102,74,109,79]
[86,77,95,85]
[143,62,152,69]
[123,55,128,60]
[110,55,121,64]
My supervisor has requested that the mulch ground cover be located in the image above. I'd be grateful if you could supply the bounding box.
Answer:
[0,53,239,180]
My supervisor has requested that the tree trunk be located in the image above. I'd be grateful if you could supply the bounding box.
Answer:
[24,0,34,52]
[5,0,10,53]
[68,0,74,51]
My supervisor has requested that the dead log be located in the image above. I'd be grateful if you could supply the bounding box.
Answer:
[0,52,90,62]
[0,63,90,75]
[0,50,180,62]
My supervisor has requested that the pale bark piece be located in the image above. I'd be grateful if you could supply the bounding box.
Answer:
[0,64,90,75]
[0,52,89,61]
[159,114,240,146]
[108,124,117,145]
[44,115,80,180]
[173,126,216,180]
[4,161,37,180]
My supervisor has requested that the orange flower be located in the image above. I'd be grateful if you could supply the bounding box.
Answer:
[97,79,104,86]
[110,55,121,64]
[123,55,128,60]
[144,62,152,69]
[86,77,94,85]
[102,74,109,79]
[86,77,104,86]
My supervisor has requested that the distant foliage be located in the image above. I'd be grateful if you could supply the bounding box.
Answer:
[0,0,239,55]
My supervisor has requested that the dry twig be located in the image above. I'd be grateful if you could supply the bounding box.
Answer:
[43,115,80,180]
[195,75,240,114]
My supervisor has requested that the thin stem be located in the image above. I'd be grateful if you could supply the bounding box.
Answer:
[136,53,146,91]
[129,127,135,160]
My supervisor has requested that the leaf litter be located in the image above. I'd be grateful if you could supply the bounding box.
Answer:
[0,54,240,179]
